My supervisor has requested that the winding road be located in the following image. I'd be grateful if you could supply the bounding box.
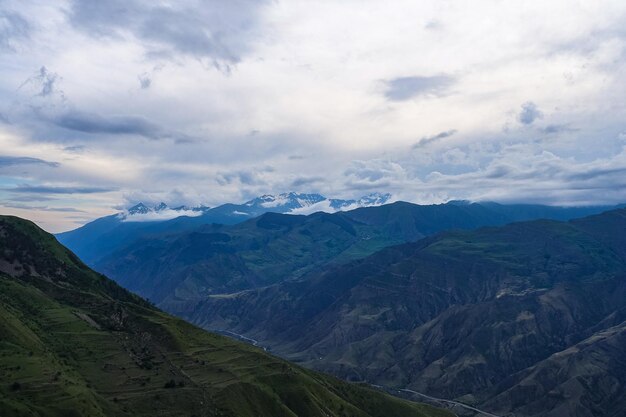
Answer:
[220,330,268,351]
[397,388,502,417]
[218,329,502,417]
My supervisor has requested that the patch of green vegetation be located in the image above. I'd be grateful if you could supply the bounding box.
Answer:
[0,215,450,417]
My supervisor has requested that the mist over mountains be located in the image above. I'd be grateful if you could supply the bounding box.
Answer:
[56,192,392,265]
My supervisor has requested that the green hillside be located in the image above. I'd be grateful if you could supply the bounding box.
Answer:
[0,215,451,417]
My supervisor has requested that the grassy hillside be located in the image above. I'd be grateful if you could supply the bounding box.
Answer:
[0,215,451,417]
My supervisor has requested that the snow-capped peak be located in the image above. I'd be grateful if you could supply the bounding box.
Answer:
[245,192,326,209]
[119,192,392,223]
[127,202,151,215]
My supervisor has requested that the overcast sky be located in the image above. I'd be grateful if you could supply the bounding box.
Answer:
[1,0,626,232]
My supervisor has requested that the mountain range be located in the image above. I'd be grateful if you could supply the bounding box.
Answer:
[79,200,617,307]
[50,197,626,417]
[0,214,449,417]
[56,192,392,265]
[181,208,626,417]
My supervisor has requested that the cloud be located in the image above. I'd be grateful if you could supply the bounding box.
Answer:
[6,184,117,194]
[6,195,55,202]
[0,203,85,212]
[0,10,29,51]
[384,75,455,101]
[54,110,161,139]
[62,145,85,153]
[216,166,274,187]
[424,19,443,31]
[290,176,324,187]
[138,73,151,89]
[2,1,626,230]
[0,156,59,167]
[344,160,407,190]
[518,102,543,125]
[18,66,63,98]
[413,129,457,148]
[121,208,202,223]
[67,0,269,66]
[566,166,626,182]
[541,124,578,134]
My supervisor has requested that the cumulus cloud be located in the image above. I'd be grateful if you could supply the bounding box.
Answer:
[384,75,455,101]
[1,1,626,231]
[216,166,274,187]
[518,102,543,125]
[344,160,407,190]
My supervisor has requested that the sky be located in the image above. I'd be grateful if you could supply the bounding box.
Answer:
[1,0,626,232]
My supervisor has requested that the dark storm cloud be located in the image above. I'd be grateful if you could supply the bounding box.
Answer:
[384,75,455,101]
[0,10,30,51]
[413,129,457,148]
[518,102,543,125]
[0,156,60,167]
[67,0,269,65]
[7,184,117,194]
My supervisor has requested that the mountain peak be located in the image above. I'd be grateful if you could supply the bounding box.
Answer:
[128,202,151,215]
[244,192,327,209]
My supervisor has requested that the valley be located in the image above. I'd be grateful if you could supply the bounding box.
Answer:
[54,199,626,417]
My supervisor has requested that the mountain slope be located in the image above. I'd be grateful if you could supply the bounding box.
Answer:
[0,215,450,417]
[92,201,619,310]
[186,209,626,417]
[56,192,391,265]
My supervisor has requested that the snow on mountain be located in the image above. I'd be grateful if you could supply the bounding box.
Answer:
[120,192,392,223]
[245,192,327,210]
[121,202,206,222]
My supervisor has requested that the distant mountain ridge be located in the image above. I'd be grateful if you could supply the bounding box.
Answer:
[88,200,621,309]
[121,192,392,221]
[56,192,391,264]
